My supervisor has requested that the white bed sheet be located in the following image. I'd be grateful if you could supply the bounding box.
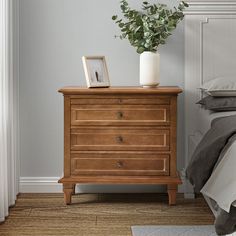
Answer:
[201,140,236,212]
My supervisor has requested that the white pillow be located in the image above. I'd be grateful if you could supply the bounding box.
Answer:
[201,76,236,97]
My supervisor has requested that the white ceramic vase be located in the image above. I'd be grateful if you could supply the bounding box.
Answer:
[140,51,160,87]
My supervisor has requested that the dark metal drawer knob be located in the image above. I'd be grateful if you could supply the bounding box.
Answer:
[116,136,123,143]
[117,111,123,119]
[117,161,123,168]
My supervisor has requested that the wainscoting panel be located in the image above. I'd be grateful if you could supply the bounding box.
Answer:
[184,1,236,196]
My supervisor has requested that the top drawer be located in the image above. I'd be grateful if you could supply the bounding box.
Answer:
[70,96,171,126]
[70,96,170,105]
[71,104,170,126]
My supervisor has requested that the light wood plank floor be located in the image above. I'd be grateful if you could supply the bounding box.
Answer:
[0,193,214,236]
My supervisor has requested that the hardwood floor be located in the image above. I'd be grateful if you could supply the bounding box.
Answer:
[0,193,214,236]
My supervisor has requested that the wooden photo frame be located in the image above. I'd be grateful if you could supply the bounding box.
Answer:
[82,56,110,88]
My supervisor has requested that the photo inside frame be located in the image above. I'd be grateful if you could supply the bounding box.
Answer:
[87,58,107,84]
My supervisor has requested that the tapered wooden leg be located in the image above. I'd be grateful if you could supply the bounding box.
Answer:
[72,184,76,195]
[167,184,177,205]
[63,184,74,205]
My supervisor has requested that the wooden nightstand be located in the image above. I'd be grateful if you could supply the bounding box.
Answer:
[58,87,182,205]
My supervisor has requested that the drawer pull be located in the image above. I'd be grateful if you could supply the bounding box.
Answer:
[117,111,123,119]
[117,161,123,168]
[116,136,123,143]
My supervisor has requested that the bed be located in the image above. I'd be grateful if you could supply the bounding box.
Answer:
[184,1,236,234]
[198,109,236,211]
[187,108,236,235]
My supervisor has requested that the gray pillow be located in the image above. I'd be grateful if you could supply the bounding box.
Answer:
[200,76,236,97]
[197,96,236,111]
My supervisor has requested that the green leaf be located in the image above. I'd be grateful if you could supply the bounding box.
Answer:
[112,0,187,53]
[137,47,145,54]
[112,15,118,20]
[134,26,141,33]
[182,1,189,7]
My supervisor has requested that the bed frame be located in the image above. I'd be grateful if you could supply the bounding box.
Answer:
[184,0,236,197]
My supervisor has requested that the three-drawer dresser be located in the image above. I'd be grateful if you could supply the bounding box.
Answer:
[58,87,182,205]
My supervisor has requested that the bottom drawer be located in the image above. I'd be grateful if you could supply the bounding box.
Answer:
[71,152,169,176]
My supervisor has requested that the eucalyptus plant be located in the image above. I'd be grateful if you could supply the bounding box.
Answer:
[112,0,188,54]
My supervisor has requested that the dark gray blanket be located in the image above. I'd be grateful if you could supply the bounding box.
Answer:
[186,115,236,235]
[209,198,236,236]
[186,115,236,192]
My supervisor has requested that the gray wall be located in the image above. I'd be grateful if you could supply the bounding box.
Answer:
[19,0,185,191]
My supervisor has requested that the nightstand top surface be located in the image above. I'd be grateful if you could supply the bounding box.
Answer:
[58,86,182,95]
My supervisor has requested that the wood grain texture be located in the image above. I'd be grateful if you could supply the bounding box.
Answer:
[70,97,171,105]
[71,155,169,176]
[59,87,182,205]
[70,152,170,176]
[71,104,170,126]
[70,127,170,151]
[170,96,177,177]
[168,184,178,206]
[0,193,214,236]
[64,95,71,178]
[58,86,183,95]
[58,175,182,184]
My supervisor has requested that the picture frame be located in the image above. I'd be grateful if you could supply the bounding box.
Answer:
[82,56,110,88]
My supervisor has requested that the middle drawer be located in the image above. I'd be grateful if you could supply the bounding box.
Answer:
[71,127,170,151]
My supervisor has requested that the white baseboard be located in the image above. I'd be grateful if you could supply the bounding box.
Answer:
[20,177,185,194]
[20,177,63,193]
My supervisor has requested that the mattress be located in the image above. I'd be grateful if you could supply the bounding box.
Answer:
[197,108,236,135]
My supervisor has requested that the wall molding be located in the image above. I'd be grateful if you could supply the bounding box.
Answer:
[199,17,236,99]
[199,18,209,99]
[20,177,185,193]
[13,0,20,196]
[184,1,236,15]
